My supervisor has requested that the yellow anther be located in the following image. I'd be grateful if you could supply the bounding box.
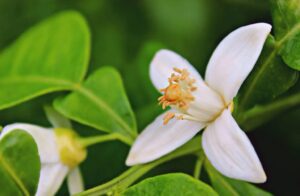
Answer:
[173,67,183,73]
[158,67,197,113]
[163,112,175,125]
[55,128,87,168]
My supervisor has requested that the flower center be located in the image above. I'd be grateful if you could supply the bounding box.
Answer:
[158,68,197,124]
[55,128,87,168]
[164,84,182,102]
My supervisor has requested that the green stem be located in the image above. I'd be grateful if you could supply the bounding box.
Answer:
[79,133,121,147]
[239,92,300,130]
[117,134,134,146]
[193,154,204,179]
[75,136,203,196]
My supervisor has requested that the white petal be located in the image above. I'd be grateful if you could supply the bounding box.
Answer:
[186,82,224,122]
[202,109,266,183]
[149,49,224,122]
[36,163,69,196]
[67,167,84,194]
[205,23,271,104]
[1,123,60,163]
[126,111,205,166]
[150,49,203,91]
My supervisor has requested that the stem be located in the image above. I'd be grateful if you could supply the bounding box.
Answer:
[75,136,203,196]
[239,92,300,130]
[193,154,204,179]
[117,134,134,146]
[79,133,121,147]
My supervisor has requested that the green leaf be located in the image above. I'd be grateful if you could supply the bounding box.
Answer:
[121,173,218,196]
[237,35,298,112]
[271,0,300,70]
[54,67,137,145]
[0,130,40,196]
[0,11,90,110]
[205,160,272,196]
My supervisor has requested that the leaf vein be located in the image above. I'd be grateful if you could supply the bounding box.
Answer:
[0,154,30,196]
[73,85,135,139]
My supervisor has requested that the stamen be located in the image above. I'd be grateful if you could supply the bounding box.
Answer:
[158,68,196,110]
[163,112,175,125]
[158,67,197,125]
[162,112,200,124]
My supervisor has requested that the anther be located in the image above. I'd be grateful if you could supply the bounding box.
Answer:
[163,112,175,125]
[158,67,197,112]
[158,67,198,124]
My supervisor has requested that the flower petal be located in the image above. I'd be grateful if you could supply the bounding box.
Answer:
[126,111,205,166]
[205,23,271,104]
[36,163,69,196]
[150,49,203,91]
[202,109,266,183]
[1,123,60,163]
[67,167,84,194]
[186,82,224,123]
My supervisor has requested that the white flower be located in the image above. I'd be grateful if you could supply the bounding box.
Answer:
[0,123,86,196]
[126,23,271,183]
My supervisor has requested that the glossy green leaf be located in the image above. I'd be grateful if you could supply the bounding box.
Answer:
[122,173,218,196]
[205,160,272,196]
[271,0,300,70]
[0,130,40,196]
[54,67,137,145]
[237,35,298,112]
[0,11,90,110]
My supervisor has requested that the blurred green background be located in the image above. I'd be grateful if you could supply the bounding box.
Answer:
[0,0,299,195]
